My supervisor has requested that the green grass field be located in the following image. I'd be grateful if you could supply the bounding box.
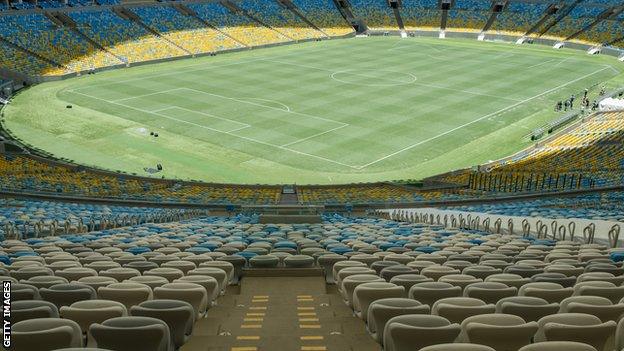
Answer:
[3,37,624,184]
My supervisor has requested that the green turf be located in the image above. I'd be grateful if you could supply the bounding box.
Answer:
[3,37,624,184]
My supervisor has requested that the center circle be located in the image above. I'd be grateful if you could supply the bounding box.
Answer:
[330,69,417,87]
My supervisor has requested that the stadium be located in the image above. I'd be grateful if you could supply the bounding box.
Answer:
[0,0,624,350]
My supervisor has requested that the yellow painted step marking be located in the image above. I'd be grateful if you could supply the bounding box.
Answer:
[236,336,260,341]
[246,313,265,316]
[299,318,319,322]
[300,336,324,341]
[244,318,264,322]
[298,312,317,316]
[249,307,267,310]
[297,307,315,310]
[241,324,262,329]
[297,298,314,302]
[299,324,321,329]
[252,299,269,303]
[253,295,269,298]
[231,347,257,351]
[297,295,313,298]
[301,346,327,351]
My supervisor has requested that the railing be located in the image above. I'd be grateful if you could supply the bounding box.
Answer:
[2,208,209,239]
[371,208,623,248]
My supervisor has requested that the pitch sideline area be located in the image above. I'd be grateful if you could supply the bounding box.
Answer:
[4,37,624,184]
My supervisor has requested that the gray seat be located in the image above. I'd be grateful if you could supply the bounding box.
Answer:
[20,275,68,289]
[11,282,40,300]
[13,300,59,323]
[419,344,496,351]
[383,314,461,351]
[283,255,314,268]
[409,282,462,306]
[496,296,560,322]
[535,312,616,351]
[352,282,405,321]
[249,255,279,268]
[389,274,433,297]
[518,341,597,351]
[366,298,430,344]
[131,299,194,349]
[460,313,538,351]
[463,282,518,304]
[60,300,127,347]
[432,297,496,324]
[90,316,171,351]
[40,283,97,308]
[12,318,83,351]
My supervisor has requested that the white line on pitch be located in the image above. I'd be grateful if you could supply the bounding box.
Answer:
[167,106,250,129]
[527,58,558,69]
[180,88,347,127]
[554,57,574,67]
[112,88,183,102]
[280,124,349,147]
[66,90,358,169]
[357,66,613,169]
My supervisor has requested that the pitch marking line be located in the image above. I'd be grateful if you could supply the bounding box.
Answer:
[180,88,348,127]
[99,85,346,147]
[111,88,183,102]
[280,124,349,147]
[158,106,251,132]
[357,66,613,169]
[65,90,359,169]
[527,58,559,69]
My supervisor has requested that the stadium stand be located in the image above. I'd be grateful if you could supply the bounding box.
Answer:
[0,155,282,205]
[400,0,441,30]
[2,2,624,350]
[349,0,399,31]
[444,191,624,222]
[490,1,552,35]
[0,0,622,77]
[446,9,490,32]
[297,184,459,205]
[431,111,624,196]
[237,0,326,40]
[187,1,291,47]
[2,213,624,350]
[290,0,354,36]
[0,13,121,74]
[484,111,624,189]
[69,9,187,65]
[131,5,243,55]
[0,197,200,239]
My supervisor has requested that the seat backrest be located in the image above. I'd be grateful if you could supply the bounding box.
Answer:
[90,316,170,351]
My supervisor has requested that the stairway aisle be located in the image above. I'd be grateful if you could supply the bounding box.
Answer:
[182,276,382,351]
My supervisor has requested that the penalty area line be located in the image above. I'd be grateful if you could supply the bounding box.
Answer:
[65,90,359,170]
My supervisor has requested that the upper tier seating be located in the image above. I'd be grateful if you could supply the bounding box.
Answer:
[237,0,325,40]
[132,5,243,55]
[350,0,399,31]
[290,0,354,36]
[187,2,291,46]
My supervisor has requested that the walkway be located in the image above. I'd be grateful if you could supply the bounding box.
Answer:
[181,276,381,351]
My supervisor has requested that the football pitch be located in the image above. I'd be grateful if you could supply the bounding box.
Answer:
[3,37,624,184]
